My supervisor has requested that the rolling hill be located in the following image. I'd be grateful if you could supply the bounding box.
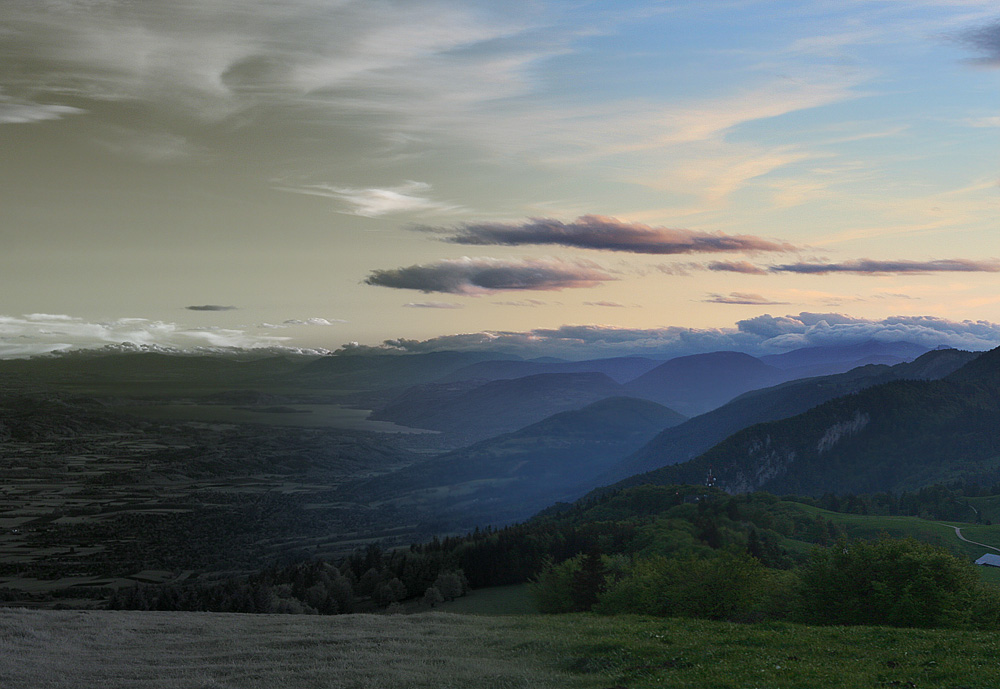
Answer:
[350,396,686,526]
[621,351,790,416]
[368,371,631,441]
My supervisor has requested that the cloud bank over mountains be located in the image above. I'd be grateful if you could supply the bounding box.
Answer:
[3,312,998,361]
[344,313,1000,360]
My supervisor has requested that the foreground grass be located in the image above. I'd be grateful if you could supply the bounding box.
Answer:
[5,608,1000,688]
[0,608,582,689]
[511,615,1000,689]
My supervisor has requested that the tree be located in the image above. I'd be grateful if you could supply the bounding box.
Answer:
[433,571,464,601]
[570,550,605,611]
[423,586,444,608]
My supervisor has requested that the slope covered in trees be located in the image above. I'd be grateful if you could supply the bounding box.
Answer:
[618,347,1000,496]
[607,347,977,482]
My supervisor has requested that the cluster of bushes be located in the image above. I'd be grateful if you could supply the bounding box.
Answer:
[530,536,1000,629]
[109,545,468,614]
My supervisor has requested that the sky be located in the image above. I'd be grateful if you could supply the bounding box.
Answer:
[1,0,999,359]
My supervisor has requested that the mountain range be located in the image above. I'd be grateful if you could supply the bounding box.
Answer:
[621,346,1000,496]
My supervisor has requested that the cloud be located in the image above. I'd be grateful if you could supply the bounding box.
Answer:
[959,21,1000,67]
[282,317,347,325]
[258,317,348,328]
[0,313,295,358]
[583,301,626,308]
[965,116,1000,127]
[770,258,1000,275]
[492,299,547,307]
[97,130,201,162]
[703,293,789,306]
[337,313,1000,360]
[707,260,769,275]
[279,181,463,218]
[402,302,464,309]
[439,215,799,255]
[186,304,238,311]
[654,263,702,276]
[364,256,613,295]
[0,96,85,124]
[0,1,547,127]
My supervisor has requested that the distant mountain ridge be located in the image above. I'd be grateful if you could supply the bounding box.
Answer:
[606,347,978,483]
[438,356,664,384]
[369,371,631,442]
[617,347,1000,497]
[348,396,686,526]
[621,351,789,417]
[288,350,520,390]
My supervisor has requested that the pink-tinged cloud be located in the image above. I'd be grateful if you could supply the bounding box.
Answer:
[364,257,613,295]
[707,260,769,275]
[770,258,1000,275]
[703,292,789,305]
[440,215,798,255]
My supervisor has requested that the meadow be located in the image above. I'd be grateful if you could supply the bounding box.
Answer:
[5,607,1000,689]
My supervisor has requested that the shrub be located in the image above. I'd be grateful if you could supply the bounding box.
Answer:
[797,536,983,628]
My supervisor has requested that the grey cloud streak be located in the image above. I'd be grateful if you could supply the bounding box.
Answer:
[403,302,465,309]
[960,21,1000,67]
[364,257,613,295]
[439,215,799,255]
[703,293,788,305]
[770,259,1000,275]
[707,260,769,275]
[186,305,238,311]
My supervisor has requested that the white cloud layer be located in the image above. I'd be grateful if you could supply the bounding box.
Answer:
[279,181,462,217]
[0,90,85,124]
[0,314,294,359]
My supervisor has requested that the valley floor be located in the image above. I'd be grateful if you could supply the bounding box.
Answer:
[4,607,1000,689]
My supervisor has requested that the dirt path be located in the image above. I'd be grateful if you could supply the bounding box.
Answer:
[941,524,1000,553]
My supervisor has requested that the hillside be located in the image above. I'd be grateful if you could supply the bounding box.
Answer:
[349,396,686,526]
[608,348,978,482]
[439,356,663,384]
[368,371,628,441]
[288,350,519,390]
[759,339,929,373]
[622,351,789,416]
[623,347,1000,496]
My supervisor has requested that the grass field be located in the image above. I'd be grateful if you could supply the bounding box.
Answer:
[0,608,581,689]
[6,608,1000,689]
[783,502,1000,558]
[434,585,536,616]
